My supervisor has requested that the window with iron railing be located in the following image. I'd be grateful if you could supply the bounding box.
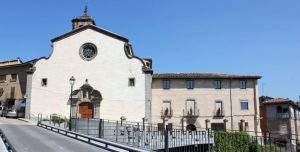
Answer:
[214,101,224,117]
[161,101,172,117]
[183,99,199,117]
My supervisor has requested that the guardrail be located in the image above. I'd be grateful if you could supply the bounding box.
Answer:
[0,128,16,152]
[37,123,148,152]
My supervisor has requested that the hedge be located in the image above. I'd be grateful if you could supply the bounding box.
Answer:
[213,131,261,152]
[50,114,66,124]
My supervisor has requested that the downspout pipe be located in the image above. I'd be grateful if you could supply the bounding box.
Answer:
[253,79,258,136]
[230,79,233,130]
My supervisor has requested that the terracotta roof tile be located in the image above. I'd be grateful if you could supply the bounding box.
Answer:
[152,73,261,79]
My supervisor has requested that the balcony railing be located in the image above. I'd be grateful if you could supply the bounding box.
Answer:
[161,108,173,118]
[213,108,224,118]
[183,108,200,118]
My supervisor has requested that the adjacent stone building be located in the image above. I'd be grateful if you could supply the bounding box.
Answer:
[151,73,261,134]
[260,96,300,143]
[0,59,34,111]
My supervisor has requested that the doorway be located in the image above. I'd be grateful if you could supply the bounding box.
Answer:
[79,102,93,118]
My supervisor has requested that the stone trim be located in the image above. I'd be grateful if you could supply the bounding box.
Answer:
[51,25,129,43]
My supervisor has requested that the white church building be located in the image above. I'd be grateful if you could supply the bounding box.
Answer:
[25,8,153,122]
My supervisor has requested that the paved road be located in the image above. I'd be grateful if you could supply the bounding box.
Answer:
[0,118,108,152]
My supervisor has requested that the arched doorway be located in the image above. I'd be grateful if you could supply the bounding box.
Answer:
[79,102,93,118]
[70,80,102,119]
[186,124,197,131]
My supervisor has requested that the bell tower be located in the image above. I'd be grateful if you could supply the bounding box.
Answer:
[71,6,96,30]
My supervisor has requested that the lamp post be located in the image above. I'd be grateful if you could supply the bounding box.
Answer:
[69,76,76,131]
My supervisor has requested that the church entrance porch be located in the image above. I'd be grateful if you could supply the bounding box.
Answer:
[70,80,102,119]
[78,102,93,118]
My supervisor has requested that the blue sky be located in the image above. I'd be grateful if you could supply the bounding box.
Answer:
[0,0,299,100]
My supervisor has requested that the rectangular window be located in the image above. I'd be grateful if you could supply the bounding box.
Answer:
[128,78,135,87]
[41,78,48,87]
[11,74,17,82]
[240,80,247,89]
[186,99,196,115]
[0,75,6,83]
[215,101,224,116]
[240,100,249,110]
[162,100,172,116]
[162,80,171,89]
[214,80,222,89]
[186,80,194,89]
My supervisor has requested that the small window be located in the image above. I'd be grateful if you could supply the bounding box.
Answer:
[0,75,6,83]
[128,78,135,87]
[240,80,247,89]
[41,78,48,87]
[240,100,249,110]
[11,74,17,82]
[162,80,171,90]
[277,106,288,113]
[186,80,194,89]
[214,80,222,89]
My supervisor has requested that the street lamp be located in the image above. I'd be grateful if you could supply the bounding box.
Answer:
[69,76,76,131]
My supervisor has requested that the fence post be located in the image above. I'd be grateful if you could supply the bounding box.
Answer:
[75,118,77,132]
[98,119,104,138]
[87,118,90,135]
[116,121,119,142]
[163,118,169,152]
[142,118,145,131]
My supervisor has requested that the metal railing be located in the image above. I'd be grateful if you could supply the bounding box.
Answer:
[183,108,200,117]
[0,128,16,152]
[161,108,173,118]
[37,114,300,152]
[37,123,148,152]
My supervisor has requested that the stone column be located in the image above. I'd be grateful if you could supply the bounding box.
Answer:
[224,119,228,131]
[205,119,210,130]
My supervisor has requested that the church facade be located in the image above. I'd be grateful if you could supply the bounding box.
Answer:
[25,9,153,122]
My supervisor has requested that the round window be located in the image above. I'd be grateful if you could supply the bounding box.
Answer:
[79,43,98,61]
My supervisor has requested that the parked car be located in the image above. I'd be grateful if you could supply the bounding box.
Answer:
[6,110,17,118]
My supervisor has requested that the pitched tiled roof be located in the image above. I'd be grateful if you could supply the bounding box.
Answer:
[152,73,262,79]
[260,96,300,108]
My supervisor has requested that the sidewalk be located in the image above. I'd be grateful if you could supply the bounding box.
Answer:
[0,138,8,152]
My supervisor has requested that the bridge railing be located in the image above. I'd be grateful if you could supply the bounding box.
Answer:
[37,123,148,152]
[0,128,16,152]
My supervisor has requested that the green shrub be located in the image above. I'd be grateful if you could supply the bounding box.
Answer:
[213,131,261,152]
[50,114,65,124]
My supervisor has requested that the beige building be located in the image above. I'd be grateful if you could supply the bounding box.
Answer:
[151,73,261,134]
[0,59,34,111]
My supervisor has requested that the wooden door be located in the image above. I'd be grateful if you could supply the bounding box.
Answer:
[79,102,93,118]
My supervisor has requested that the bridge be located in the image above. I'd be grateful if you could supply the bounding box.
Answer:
[0,118,145,152]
